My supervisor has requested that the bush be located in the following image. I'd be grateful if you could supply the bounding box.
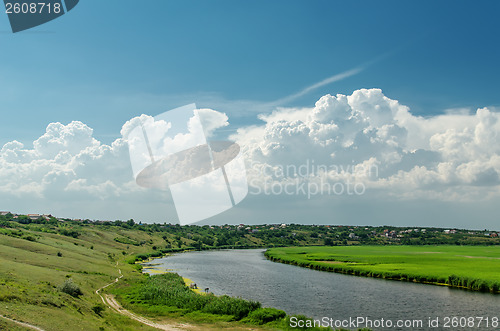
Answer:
[59,229,80,238]
[243,307,286,325]
[59,279,83,297]
[135,254,149,261]
[92,303,105,316]
[114,236,140,246]
[202,295,260,319]
[134,273,260,320]
[23,235,36,242]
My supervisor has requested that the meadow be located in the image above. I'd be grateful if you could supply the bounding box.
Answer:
[0,221,163,330]
[0,217,336,330]
[265,246,500,293]
[2,213,496,330]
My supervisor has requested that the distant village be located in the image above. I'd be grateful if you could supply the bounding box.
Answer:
[1,210,498,243]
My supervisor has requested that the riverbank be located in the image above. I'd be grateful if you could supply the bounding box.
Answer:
[132,248,500,330]
[141,260,205,295]
[0,216,329,330]
[110,270,335,331]
[2,212,496,329]
[265,245,500,293]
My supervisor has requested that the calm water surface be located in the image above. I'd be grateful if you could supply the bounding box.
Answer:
[144,249,500,330]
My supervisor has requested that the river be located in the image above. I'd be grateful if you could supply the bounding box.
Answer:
[143,249,500,330]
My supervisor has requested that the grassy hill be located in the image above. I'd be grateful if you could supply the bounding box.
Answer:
[0,219,165,330]
[1,214,498,330]
[0,217,333,331]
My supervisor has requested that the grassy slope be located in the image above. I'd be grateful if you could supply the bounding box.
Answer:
[265,246,500,292]
[0,219,235,330]
[0,221,310,331]
[0,223,164,331]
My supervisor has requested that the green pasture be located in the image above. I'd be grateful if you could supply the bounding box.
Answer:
[265,245,500,292]
[0,219,335,331]
[0,223,159,331]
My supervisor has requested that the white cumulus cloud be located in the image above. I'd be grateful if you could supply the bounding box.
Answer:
[233,88,500,202]
[1,93,499,227]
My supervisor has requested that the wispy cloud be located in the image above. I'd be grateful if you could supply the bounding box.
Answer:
[267,49,401,107]
[270,67,364,106]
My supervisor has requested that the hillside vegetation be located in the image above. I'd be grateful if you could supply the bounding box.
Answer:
[0,212,498,330]
[0,218,167,330]
[0,215,337,330]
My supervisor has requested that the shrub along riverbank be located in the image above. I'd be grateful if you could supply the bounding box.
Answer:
[111,272,341,331]
[265,246,500,293]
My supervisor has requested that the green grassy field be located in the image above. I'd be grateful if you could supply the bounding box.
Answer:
[265,246,500,292]
[0,223,166,330]
[4,215,496,330]
[0,219,337,331]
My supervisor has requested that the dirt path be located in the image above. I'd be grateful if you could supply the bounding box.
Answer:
[0,263,126,331]
[0,313,45,331]
[95,262,124,305]
[104,294,191,331]
[96,262,192,331]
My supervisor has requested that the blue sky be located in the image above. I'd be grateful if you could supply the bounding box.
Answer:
[1,1,500,229]
[1,1,499,144]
